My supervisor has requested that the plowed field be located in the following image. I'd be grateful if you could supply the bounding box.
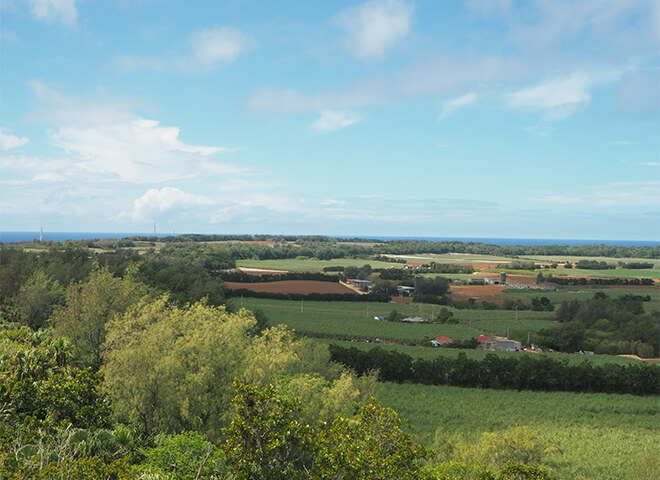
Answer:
[449,285,507,304]
[225,280,357,295]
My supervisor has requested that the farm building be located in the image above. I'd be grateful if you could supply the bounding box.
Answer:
[347,279,373,292]
[478,337,522,352]
[476,335,491,343]
[431,336,453,347]
[396,285,415,296]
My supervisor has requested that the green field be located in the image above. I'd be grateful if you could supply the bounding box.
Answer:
[318,338,641,366]
[377,382,660,480]
[537,267,659,279]
[235,257,399,272]
[502,286,660,306]
[386,253,515,264]
[519,254,660,268]
[229,298,556,343]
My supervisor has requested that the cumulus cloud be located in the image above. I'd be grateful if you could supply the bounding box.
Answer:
[335,0,413,59]
[27,0,77,27]
[438,92,478,121]
[505,73,600,120]
[310,110,362,132]
[131,187,214,221]
[19,83,241,185]
[116,26,255,72]
[0,129,29,150]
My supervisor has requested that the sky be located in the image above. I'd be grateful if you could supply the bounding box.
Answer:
[1,0,659,240]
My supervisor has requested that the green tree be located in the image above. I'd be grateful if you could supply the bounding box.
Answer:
[222,382,429,480]
[140,431,224,480]
[103,297,256,440]
[222,381,313,480]
[53,267,148,369]
[12,270,64,330]
[314,401,431,480]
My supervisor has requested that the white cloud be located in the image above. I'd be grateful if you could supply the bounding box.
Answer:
[27,0,77,27]
[505,73,598,120]
[248,54,524,114]
[505,0,659,54]
[336,0,413,59]
[117,26,255,73]
[22,83,239,184]
[438,92,478,121]
[610,140,638,146]
[131,187,214,221]
[310,110,362,132]
[531,181,660,207]
[436,143,449,148]
[188,27,254,69]
[50,118,230,183]
[321,198,346,206]
[0,128,29,150]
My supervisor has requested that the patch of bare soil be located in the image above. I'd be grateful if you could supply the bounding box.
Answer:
[449,285,507,305]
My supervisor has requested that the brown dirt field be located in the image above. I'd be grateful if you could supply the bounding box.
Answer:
[449,285,507,305]
[467,263,500,271]
[391,296,413,304]
[225,280,358,295]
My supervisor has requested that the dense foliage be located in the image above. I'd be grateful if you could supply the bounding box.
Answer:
[537,292,659,356]
[0,238,656,479]
[329,345,660,395]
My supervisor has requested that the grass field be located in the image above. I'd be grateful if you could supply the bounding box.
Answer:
[536,267,659,279]
[385,253,515,264]
[518,254,660,268]
[377,382,660,480]
[235,257,399,272]
[228,298,556,343]
[502,286,660,307]
[318,338,640,366]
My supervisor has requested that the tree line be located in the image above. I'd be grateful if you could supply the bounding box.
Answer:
[329,345,660,395]
[67,234,660,259]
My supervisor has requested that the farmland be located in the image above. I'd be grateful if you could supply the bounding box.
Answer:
[225,280,357,295]
[378,382,660,480]
[518,254,660,268]
[228,297,556,342]
[316,338,641,365]
[235,257,399,272]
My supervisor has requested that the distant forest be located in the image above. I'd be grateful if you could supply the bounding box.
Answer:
[29,233,660,259]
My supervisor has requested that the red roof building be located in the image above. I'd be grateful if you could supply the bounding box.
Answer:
[476,335,491,342]
[431,336,453,346]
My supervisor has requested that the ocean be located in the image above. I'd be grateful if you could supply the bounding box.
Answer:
[1,231,657,247]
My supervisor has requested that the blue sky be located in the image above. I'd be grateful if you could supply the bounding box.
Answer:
[1,0,659,240]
